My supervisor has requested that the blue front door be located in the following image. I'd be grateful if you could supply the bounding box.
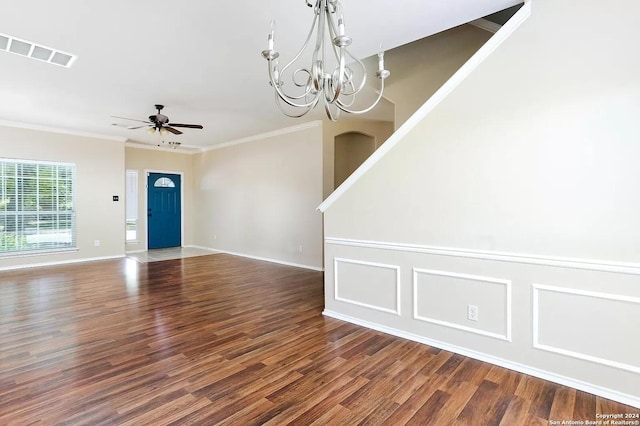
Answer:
[147,172,181,249]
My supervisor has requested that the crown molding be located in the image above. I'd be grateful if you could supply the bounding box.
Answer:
[0,120,126,142]
[470,18,502,34]
[201,121,322,152]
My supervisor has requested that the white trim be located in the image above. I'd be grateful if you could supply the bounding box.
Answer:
[144,170,185,250]
[532,284,640,375]
[469,18,502,34]
[325,237,640,276]
[334,258,401,315]
[0,255,125,272]
[203,247,324,272]
[183,245,221,253]
[124,249,147,254]
[201,121,322,152]
[0,247,78,260]
[413,268,512,342]
[318,1,531,212]
[322,309,640,409]
[0,120,126,142]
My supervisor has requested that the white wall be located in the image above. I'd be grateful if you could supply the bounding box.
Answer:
[364,24,492,128]
[0,125,125,269]
[193,124,324,270]
[322,0,640,408]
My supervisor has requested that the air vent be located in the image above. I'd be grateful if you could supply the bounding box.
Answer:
[0,32,77,68]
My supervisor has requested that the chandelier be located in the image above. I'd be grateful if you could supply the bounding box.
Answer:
[261,0,390,121]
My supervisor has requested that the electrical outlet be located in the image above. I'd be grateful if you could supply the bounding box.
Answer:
[467,304,479,321]
[213,234,217,240]
[298,245,304,253]
[94,240,100,247]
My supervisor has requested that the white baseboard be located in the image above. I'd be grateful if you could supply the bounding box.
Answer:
[183,245,221,253]
[322,310,640,409]
[0,255,126,272]
[199,246,324,272]
[124,249,147,254]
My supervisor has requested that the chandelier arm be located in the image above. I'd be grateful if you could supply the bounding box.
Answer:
[268,62,319,108]
[336,78,386,115]
[280,13,319,77]
[324,4,347,103]
[325,2,340,42]
[275,92,316,118]
[341,49,368,96]
[336,80,357,108]
[323,51,345,105]
[324,98,341,121]
[288,69,316,101]
[325,30,364,99]
[311,0,326,93]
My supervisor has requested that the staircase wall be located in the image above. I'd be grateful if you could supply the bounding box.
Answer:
[320,0,640,407]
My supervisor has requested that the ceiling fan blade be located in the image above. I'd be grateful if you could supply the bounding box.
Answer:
[164,126,183,135]
[111,123,148,130]
[111,115,152,124]
[168,123,204,129]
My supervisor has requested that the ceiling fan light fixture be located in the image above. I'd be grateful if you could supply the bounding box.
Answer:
[111,105,203,140]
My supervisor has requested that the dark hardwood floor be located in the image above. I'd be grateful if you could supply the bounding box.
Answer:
[0,254,637,425]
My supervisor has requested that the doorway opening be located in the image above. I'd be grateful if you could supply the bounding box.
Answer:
[334,131,376,188]
[147,172,182,249]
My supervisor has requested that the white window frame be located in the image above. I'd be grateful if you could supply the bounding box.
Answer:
[0,158,76,256]
[125,169,138,243]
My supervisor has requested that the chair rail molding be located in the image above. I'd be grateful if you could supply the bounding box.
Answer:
[325,237,640,276]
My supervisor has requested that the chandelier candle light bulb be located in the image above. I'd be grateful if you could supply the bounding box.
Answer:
[261,0,390,121]
[338,16,345,36]
[268,21,275,51]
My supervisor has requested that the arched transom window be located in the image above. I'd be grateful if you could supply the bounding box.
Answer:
[154,177,175,188]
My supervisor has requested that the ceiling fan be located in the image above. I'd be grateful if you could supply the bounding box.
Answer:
[112,104,203,135]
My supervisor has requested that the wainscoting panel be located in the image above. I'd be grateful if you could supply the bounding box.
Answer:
[533,284,640,374]
[323,237,640,408]
[334,257,401,315]
[413,268,511,341]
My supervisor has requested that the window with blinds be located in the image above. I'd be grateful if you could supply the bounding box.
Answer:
[125,170,138,242]
[0,159,76,255]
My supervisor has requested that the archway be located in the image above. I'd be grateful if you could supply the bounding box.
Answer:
[334,132,376,188]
